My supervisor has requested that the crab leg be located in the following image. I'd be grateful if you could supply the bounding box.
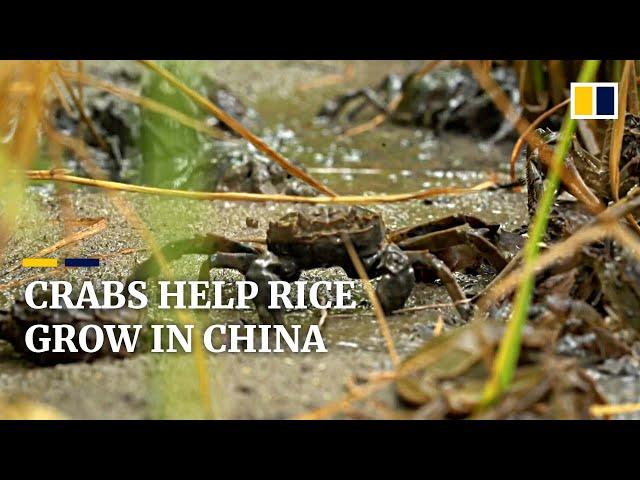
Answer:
[128,234,259,283]
[544,295,604,325]
[396,227,468,251]
[465,231,509,271]
[484,114,520,145]
[543,295,632,357]
[317,88,390,120]
[342,74,404,121]
[395,227,508,273]
[204,252,259,277]
[388,214,498,244]
[0,308,14,344]
[405,250,471,320]
[371,244,417,315]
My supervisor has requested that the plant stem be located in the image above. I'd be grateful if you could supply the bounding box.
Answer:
[23,169,494,205]
[479,60,601,409]
[529,60,546,96]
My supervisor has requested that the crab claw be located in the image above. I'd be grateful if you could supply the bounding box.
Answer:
[245,253,292,324]
[127,234,258,284]
[374,244,416,314]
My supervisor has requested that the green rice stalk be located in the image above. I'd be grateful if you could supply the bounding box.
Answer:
[478,60,601,409]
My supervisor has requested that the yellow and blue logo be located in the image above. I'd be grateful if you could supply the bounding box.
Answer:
[571,82,618,119]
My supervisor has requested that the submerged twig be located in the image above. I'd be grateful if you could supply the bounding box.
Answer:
[0,267,65,291]
[341,114,387,138]
[0,247,140,291]
[393,298,471,314]
[307,167,387,175]
[327,297,467,319]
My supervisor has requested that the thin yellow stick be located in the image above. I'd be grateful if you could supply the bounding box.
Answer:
[293,376,392,420]
[24,169,494,205]
[590,403,640,417]
[607,61,640,237]
[2,218,107,275]
[50,77,72,115]
[342,234,399,367]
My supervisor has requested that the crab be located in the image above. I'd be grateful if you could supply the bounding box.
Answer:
[129,206,521,323]
[182,139,319,196]
[392,320,605,419]
[509,116,640,333]
[317,65,520,144]
[0,295,139,366]
[525,115,640,213]
[52,66,141,181]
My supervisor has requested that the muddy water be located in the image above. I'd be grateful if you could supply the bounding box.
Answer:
[0,61,630,419]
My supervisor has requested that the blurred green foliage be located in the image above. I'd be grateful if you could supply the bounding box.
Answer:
[139,61,209,189]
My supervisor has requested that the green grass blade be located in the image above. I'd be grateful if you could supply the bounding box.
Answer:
[479,60,601,409]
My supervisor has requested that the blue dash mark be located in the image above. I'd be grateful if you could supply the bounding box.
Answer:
[64,258,100,267]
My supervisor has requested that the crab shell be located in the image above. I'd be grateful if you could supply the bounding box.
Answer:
[266,207,385,270]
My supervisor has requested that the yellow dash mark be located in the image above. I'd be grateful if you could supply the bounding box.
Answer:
[22,258,58,268]
[574,86,593,115]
